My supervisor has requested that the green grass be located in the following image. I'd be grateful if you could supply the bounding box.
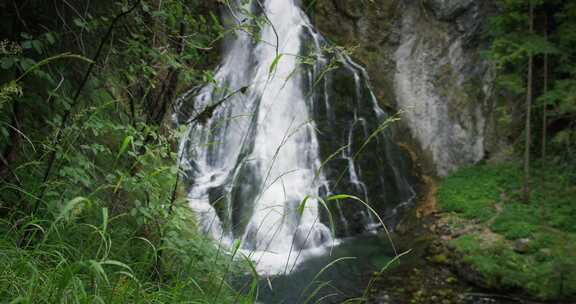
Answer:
[0,1,273,302]
[437,163,522,221]
[490,203,539,240]
[0,82,254,303]
[442,163,576,300]
[452,232,576,300]
[0,203,252,303]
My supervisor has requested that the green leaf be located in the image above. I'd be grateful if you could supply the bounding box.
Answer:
[101,207,109,234]
[101,260,133,273]
[297,195,335,238]
[45,32,56,44]
[8,296,27,304]
[0,57,14,69]
[15,53,93,83]
[87,260,109,284]
[240,252,259,301]
[117,135,133,159]
[22,41,32,50]
[32,40,43,54]
[230,239,242,259]
[73,18,85,28]
[18,58,36,71]
[269,54,283,76]
[327,194,397,255]
[55,197,90,223]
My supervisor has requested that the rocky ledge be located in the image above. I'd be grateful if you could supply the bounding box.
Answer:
[310,0,502,177]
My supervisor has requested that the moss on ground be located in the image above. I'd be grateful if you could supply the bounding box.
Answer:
[438,162,576,300]
[437,163,522,221]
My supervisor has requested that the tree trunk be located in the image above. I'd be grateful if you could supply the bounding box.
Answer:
[541,14,548,168]
[540,13,548,219]
[523,1,534,204]
[0,103,21,182]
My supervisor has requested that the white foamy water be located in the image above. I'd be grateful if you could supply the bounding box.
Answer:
[176,0,416,275]
[177,0,333,275]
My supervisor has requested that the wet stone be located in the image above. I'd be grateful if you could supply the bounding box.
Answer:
[513,238,531,254]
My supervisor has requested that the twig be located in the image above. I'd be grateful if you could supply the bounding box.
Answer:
[166,22,188,216]
[255,0,279,56]
[0,103,22,184]
[32,0,141,215]
[185,86,248,125]
[12,0,30,31]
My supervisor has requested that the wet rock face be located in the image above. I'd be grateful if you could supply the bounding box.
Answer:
[423,0,485,43]
[424,0,476,21]
[311,0,497,177]
[394,1,492,176]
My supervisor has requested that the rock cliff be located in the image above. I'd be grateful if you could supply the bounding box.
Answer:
[310,0,496,176]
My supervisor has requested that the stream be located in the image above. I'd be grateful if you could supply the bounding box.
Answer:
[176,0,416,298]
[253,233,396,303]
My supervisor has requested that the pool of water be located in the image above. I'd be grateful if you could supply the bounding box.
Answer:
[232,232,525,304]
[248,233,397,303]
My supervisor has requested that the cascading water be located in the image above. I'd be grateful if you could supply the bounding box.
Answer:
[176,0,416,275]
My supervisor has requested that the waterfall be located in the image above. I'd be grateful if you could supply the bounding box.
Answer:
[176,0,416,275]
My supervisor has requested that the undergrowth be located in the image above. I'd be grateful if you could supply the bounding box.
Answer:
[0,88,253,303]
[0,205,250,303]
[0,1,257,303]
[440,162,576,300]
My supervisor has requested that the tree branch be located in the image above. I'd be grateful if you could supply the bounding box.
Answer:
[33,0,141,214]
